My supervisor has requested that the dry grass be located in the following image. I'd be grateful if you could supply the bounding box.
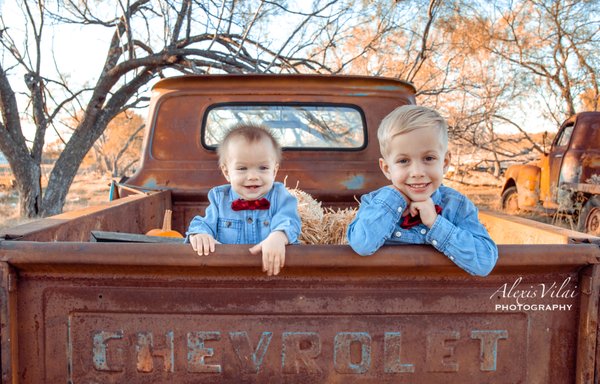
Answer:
[0,171,111,230]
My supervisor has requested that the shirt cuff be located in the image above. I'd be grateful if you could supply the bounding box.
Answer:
[426,214,455,252]
[374,186,408,215]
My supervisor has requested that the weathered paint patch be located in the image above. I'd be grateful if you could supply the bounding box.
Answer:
[334,332,372,374]
[471,330,508,371]
[342,175,365,190]
[142,177,159,189]
[230,331,273,374]
[282,332,322,374]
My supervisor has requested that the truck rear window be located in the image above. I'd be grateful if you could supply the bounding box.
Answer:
[203,104,366,150]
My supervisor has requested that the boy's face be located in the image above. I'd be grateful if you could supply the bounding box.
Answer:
[220,136,279,201]
[379,126,450,203]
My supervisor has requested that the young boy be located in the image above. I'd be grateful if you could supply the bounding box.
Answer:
[347,105,498,276]
[186,124,301,276]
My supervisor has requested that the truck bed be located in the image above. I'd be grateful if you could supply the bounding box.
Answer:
[1,191,599,383]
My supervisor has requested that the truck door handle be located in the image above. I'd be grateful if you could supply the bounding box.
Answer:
[554,154,563,158]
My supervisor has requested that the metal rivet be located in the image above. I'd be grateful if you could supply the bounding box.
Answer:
[247,217,253,224]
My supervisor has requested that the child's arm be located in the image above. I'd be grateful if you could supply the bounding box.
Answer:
[425,197,498,276]
[249,184,301,276]
[186,188,221,255]
[347,186,408,256]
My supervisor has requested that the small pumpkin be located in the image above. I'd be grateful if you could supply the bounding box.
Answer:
[146,209,184,238]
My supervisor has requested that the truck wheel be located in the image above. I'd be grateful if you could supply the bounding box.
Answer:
[501,186,519,214]
[578,196,600,236]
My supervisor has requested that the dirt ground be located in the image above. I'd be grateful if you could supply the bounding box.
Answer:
[0,171,576,232]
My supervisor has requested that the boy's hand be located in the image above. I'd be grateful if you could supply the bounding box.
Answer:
[408,198,438,227]
[249,231,288,276]
[189,233,219,256]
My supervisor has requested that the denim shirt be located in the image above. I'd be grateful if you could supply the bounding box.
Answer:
[186,182,301,245]
[347,185,498,276]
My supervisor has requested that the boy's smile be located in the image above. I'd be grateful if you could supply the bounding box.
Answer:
[220,136,279,201]
[379,126,450,203]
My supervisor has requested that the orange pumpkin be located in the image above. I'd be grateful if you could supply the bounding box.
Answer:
[146,209,184,238]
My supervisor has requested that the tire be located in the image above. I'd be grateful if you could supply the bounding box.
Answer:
[578,196,600,236]
[501,186,519,214]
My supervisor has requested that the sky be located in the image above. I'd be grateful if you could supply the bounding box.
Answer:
[0,0,556,144]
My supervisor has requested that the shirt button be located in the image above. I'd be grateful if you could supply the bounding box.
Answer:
[395,231,402,238]
[263,221,269,227]
[449,256,454,261]
[420,229,427,235]
[432,240,438,246]
[247,217,253,224]
[397,207,403,213]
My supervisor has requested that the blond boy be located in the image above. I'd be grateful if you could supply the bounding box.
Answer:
[186,124,301,276]
[347,105,497,276]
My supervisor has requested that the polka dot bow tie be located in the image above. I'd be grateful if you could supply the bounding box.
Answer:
[400,205,442,229]
[231,198,270,211]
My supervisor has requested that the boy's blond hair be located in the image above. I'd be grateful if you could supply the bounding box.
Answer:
[217,123,282,166]
[377,105,448,157]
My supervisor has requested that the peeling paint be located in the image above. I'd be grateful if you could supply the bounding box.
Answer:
[342,175,365,190]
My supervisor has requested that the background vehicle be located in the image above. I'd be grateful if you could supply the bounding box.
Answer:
[501,112,600,235]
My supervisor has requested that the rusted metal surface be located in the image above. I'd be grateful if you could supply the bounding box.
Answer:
[0,242,598,383]
[125,75,416,203]
[576,264,600,383]
[0,191,171,242]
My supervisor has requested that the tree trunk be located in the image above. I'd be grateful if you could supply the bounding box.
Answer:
[41,122,101,216]
[16,163,43,218]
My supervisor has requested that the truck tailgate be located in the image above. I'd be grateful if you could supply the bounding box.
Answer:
[1,242,599,383]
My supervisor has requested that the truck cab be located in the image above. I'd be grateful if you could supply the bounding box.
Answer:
[501,112,600,235]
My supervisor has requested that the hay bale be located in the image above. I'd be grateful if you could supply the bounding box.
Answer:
[322,207,357,245]
[287,187,325,244]
[287,185,357,245]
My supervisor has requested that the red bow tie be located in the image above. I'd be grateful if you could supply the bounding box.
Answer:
[231,198,270,211]
[400,205,442,229]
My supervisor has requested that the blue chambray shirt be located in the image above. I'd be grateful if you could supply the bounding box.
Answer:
[186,182,301,245]
[347,185,498,276]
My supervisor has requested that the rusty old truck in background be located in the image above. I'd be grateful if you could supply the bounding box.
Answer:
[501,112,600,236]
[1,75,599,383]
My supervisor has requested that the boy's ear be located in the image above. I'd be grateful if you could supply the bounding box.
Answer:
[443,151,452,173]
[379,158,392,181]
[220,164,230,181]
[273,163,280,177]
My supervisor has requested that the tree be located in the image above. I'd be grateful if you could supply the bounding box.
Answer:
[84,110,144,178]
[480,0,600,121]
[0,0,364,217]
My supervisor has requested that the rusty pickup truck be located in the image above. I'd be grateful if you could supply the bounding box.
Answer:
[1,75,599,383]
[501,112,600,235]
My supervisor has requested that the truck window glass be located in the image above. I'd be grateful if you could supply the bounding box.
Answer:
[203,104,365,149]
[555,125,574,147]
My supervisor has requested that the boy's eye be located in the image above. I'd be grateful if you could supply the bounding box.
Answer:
[397,159,409,164]
[237,167,247,171]
[425,156,437,162]
[259,166,269,170]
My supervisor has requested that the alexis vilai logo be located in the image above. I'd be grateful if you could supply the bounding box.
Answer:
[490,276,578,312]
